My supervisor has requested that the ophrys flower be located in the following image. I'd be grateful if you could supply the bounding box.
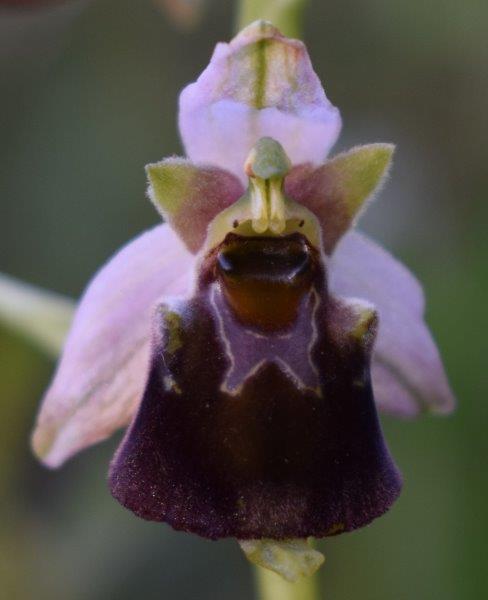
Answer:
[32,20,454,563]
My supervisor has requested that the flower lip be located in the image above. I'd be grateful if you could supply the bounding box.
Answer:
[109,243,402,539]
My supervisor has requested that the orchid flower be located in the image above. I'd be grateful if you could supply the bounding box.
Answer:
[32,20,454,580]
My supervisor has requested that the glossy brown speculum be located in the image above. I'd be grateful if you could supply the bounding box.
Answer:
[215,233,317,331]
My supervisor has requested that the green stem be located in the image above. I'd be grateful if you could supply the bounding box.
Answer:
[237,1,314,597]
[236,0,308,38]
[254,566,321,600]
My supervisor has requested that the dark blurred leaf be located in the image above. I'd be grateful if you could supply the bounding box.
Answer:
[0,0,89,68]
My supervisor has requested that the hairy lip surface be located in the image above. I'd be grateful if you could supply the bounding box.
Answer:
[109,242,402,540]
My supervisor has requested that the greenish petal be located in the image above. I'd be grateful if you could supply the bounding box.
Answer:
[325,143,394,218]
[146,158,243,253]
[285,143,394,253]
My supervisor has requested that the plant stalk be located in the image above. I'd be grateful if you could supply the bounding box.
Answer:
[236,0,315,597]
[254,566,321,600]
[236,0,308,38]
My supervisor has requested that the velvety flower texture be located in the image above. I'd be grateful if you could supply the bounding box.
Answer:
[32,21,454,541]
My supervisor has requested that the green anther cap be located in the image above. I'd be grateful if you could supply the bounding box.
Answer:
[244,137,292,180]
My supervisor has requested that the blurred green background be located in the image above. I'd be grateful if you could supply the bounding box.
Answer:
[1,0,487,598]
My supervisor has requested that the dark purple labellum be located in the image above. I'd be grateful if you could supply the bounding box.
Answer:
[109,233,402,540]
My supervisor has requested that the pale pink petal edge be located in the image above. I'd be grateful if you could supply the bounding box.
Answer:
[329,230,456,418]
[32,224,196,467]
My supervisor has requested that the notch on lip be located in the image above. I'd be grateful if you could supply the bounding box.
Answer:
[215,233,317,331]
